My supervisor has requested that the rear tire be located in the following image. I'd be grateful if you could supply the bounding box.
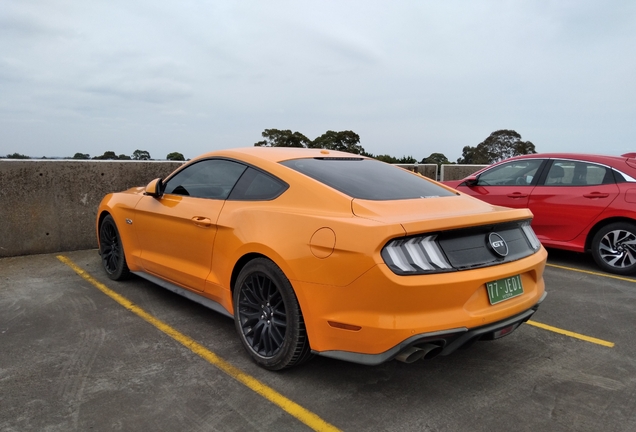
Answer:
[233,258,313,370]
[591,222,636,275]
[99,214,131,280]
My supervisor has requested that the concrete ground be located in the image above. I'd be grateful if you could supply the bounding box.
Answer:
[1,249,635,431]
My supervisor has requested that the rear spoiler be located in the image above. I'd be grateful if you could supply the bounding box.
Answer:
[622,153,636,169]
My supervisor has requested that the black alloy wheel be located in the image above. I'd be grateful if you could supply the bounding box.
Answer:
[591,222,636,275]
[233,258,312,370]
[99,214,131,280]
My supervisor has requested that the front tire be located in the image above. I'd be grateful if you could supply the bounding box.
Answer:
[233,258,312,370]
[99,214,131,280]
[591,222,636,275]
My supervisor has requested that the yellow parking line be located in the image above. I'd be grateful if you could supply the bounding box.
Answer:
[546,263,636,283]
[526,320,615,348]
[57,255,340,432]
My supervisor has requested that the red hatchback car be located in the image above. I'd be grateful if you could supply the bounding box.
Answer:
[444,153,636,275]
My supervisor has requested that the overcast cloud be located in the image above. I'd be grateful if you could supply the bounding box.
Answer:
[1,0,635,161]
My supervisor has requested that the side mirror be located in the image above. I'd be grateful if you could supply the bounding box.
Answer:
[464,175,478,187]
[145,178,163,197]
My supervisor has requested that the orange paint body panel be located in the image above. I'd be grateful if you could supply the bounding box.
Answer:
[296,249,546,354]
[97,147,547,366]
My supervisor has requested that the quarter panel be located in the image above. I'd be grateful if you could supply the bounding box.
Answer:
[528,183,619,242]
[211,201,405,289]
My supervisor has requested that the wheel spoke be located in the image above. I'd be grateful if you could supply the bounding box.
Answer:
[599,240,616,253]
[269,319,286,345]
[262,328,273,355]
[239,310,261,325]
[621,246,636,266]
[108,253,117,271]
[616,231,632,243]
[270,294,283,309]
[239,286,261,310]
[251,320,266,350]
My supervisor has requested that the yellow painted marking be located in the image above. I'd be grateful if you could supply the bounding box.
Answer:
[547,263,636,283]
[57,255,340,432]
[527,320,615,348]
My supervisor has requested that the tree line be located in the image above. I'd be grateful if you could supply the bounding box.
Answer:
[254,128,447,165]
[456,130,536,164]
[253,128,536,167]
[1,150,186,161]
[1,129,537,165]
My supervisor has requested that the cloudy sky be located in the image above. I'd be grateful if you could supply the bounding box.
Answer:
[1,1,635,161]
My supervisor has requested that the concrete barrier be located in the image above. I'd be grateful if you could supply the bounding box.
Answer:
[0,160,183,257]
[440,164,488,181]
[394,164,437,180]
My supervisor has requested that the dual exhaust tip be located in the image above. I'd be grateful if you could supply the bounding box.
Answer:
[395,343,443,363]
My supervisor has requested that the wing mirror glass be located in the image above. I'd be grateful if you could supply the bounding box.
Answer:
[145,178,163,197]
[464,175,478,186]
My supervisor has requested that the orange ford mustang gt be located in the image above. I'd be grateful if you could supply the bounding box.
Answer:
[96,147,547,370]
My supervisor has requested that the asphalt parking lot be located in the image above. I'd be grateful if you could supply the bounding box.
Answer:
[1,249,635,431]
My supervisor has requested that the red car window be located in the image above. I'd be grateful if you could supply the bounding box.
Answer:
[477,159,543,186]
[543,161,613,186]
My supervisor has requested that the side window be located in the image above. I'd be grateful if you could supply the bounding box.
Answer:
[544,160,612,186]
[163,159,247,199]
[477,160,543,186]
[228,167,288,201]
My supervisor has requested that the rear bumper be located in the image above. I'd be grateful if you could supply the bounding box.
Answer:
[314,292,546,366]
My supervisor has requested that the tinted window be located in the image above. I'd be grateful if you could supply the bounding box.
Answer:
[544,160,613,186]
[228,167,288,201]
[612,170,626,183]
[163,159,247,199]
[280,158,454,200]
[477,160,543,186]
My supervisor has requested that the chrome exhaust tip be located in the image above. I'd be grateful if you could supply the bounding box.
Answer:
[395,346,426,363]
[395,343,443,363]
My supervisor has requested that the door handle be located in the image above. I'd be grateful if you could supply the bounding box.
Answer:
[583,193,609,198]
[506,193,528,198]
[191,216,212,227]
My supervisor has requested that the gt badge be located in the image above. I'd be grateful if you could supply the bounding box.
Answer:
[488,232,508,257]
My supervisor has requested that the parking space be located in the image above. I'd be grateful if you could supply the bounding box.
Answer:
[1,249,635,431]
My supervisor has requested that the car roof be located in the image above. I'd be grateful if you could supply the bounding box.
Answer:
[191,147,368,164]
[460,152,636,180]
[511,153,634,166]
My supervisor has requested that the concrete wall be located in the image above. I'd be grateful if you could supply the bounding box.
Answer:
[394,163,437,180]
[0,160,183,257]
[394,163,488,181]
[440,164,488,181]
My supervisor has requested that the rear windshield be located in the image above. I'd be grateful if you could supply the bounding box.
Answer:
[280,158,455,200]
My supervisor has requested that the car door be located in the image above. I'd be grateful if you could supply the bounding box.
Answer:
[454,159,546,209]
[133,159,247,291]
[528,159,620,242]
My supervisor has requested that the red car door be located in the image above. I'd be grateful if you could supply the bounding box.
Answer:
[528,160,620,243]
[452,159,545,209]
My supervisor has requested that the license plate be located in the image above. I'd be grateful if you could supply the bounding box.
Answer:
[486,274,524,305]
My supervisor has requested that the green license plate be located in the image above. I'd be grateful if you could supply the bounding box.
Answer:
[486,274,524,305]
